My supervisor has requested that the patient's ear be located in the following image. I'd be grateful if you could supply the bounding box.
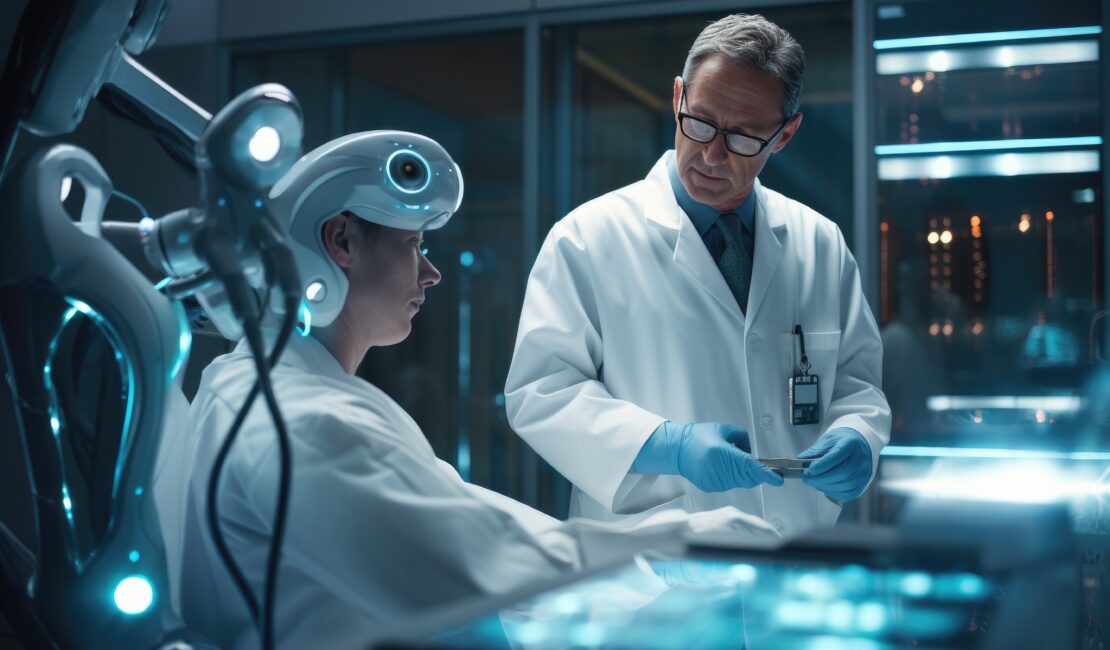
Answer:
[321,213,356,271]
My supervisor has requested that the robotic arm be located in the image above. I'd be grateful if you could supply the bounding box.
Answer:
[0,1,305,648]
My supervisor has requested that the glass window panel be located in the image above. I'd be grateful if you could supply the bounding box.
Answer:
[874,0,1104,450]
[540,4,855,246]
[876,60,1101,144]
[233,32,529,506]
[343,32,526,498]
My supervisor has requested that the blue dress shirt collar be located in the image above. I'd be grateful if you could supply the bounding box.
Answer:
[665,151,755,236]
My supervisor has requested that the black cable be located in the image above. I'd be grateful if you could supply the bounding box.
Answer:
[201,234,267,625]
[252,221,301,650]
[240,321,290,650]
[201,224,299,647]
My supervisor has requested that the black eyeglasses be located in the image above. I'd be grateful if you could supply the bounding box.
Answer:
[677,87,790,157]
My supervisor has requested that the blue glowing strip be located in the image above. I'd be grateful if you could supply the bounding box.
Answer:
[876,136,1102,156]
[925,395,1082,412]
[874,26,1103,50]
[64,297,138,501]
[43,308,82,545]
[878,150,1100,180]
[458,298,471,480]
[154,277,173,291]
[297,302,312,337]
[169,301,192,381]
[882,446,1110,461]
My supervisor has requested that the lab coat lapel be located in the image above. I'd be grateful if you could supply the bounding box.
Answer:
[745,179,785,324]
[645,158,745,324]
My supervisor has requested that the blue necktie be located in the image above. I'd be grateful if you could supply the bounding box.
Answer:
[715,213,753,313]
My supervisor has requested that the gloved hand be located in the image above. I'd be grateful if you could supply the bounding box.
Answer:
[632,421,784,492]
[799,427,873,502]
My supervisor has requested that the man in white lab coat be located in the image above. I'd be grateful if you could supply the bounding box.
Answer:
[161,132,776,650]
[506,14,891,537]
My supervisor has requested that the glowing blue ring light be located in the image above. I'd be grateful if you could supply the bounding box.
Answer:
[385,149,432,194]
[113,575,154,615]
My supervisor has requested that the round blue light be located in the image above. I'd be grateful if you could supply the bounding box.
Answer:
[385,149,432,195]
[254,198,263,209]
[460,251,475,268]
[128,550,140,563]
[113,575,154,615]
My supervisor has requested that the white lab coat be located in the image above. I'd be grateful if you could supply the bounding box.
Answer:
[505,151,891,537]
[160,330,777,650]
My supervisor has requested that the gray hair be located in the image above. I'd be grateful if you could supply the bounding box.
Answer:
[681,14,806,119]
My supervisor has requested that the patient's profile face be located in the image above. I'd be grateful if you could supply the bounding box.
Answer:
[324,214,442,346]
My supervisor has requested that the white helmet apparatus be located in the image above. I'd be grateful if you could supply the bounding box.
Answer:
[268,131,464,327]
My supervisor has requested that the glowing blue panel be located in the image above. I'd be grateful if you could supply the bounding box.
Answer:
[925,395,1082,412]
[881,459,1110,503]
[877,40,1098,75]
[113,575,154,615]
[429,557,996,648]
[877,150,1099,180]
[873,26,1102,50]
[882,446,1110,461]
[875,136,1102,156]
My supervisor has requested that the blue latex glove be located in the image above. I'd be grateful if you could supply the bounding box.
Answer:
[799,427,873,502]
[632,421,784,492]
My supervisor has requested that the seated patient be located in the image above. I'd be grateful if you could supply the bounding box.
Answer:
[164,132,775,650]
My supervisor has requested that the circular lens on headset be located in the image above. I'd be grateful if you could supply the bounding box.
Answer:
[386,151,430,194]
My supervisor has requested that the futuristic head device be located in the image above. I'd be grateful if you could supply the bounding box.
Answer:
[268,131,464,329]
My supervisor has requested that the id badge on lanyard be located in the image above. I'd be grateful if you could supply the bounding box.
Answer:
[789,324,820,426]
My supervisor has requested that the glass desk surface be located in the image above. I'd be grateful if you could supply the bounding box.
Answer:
[423,554,997,649]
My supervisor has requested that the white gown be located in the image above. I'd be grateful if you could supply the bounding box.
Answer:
[157,330,777,650]
[505,151,891,537]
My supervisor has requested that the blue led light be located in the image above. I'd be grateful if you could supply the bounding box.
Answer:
[113,575,154,615]
[729,563,757,584]
[875,136,1102,156]
[129,550,140,563]
[135,486,144,496]
[385,149,432,195]
[857,601,887,633]
[70,299,93,315]
[899,572,933,597]
[954,574,987,598]
[459,251,475,268]
[217,197,226,207]
[297,302,312,337]
[154,277,173,291]
[254,198,263,208]
[874,25,1102,50]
